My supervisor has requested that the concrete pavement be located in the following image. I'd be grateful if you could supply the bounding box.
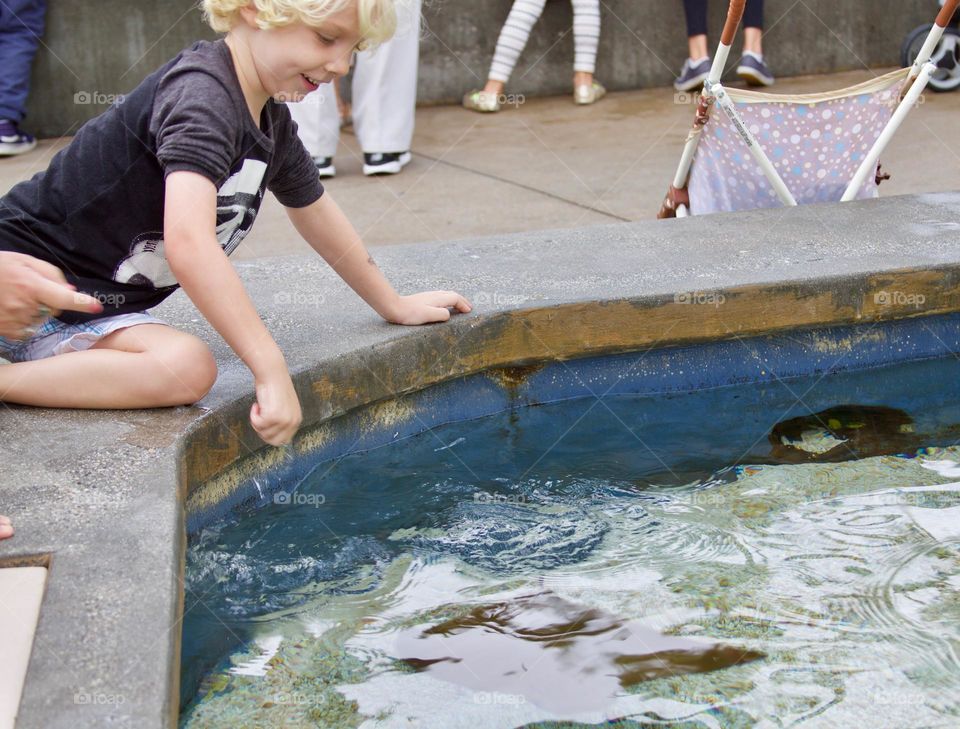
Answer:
[3,70,959,258]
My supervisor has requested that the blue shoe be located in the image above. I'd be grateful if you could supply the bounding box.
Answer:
[737,53,775,87]
[0,119,36,157]
[674,57,712,92]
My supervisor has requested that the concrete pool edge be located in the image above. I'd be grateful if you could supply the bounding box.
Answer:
[2,192,960,728]
[183,311,960,536]
[181,265,960,512]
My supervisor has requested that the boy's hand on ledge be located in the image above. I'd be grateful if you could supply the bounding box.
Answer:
[386,291,472,326]
[250,371,303,447]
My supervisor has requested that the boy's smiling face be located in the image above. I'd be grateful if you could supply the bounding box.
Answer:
[238,3,361,103]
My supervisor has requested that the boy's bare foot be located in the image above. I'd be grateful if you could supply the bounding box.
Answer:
[0,515,12,540]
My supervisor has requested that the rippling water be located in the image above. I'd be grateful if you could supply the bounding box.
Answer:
[180,357,960,728]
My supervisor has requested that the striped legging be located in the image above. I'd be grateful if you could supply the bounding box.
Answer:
[487,0,601,83]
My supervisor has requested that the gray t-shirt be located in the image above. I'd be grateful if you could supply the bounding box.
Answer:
[0,40,323,323]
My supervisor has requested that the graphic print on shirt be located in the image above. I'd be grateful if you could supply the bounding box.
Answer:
[113,158,268,288]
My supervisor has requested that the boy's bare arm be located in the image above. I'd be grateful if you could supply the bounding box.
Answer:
[164,171,301,446]
[285,194,471,325]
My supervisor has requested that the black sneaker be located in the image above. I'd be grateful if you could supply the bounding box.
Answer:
[314,157,336,178]
[0,119,37,157]
[363,151,411,176]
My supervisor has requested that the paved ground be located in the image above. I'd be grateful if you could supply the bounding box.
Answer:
[2,70,959,258]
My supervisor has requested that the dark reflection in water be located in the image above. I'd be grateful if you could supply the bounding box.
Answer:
[396,592,763,713]
[768,404,957,463]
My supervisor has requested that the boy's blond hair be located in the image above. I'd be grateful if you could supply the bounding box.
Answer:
[202,0,397,49]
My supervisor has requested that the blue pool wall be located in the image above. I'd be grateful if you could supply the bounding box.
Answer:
[184,311,960,535]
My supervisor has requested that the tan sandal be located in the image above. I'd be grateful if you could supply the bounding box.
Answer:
[574,81,606,105]
[462,89,501,113]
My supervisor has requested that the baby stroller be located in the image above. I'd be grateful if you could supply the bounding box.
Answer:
[658,0,960,218]
[902,0,960,92]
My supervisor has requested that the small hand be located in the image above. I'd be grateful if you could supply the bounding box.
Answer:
[387,291,472,325]
[250,372,303,446]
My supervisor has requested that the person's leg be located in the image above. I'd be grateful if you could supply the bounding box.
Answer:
[688,34,709,61]
[571,0,600,88]
[682,0,709,60]
[287,84,340,175]
[743,0,764,53]
[0,324,217,408]
[484,0,549,94]
[0,0,45,124]
[352,0,421,173]
[675,0,712,91]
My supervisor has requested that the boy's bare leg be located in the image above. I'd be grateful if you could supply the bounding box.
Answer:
[0,324,218,409]
[0,515,11,540]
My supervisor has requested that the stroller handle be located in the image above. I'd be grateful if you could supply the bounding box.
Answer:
[938,0,960,27]
[721,0,747,45]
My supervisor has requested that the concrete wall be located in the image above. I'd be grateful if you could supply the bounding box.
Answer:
[26,0,933,138]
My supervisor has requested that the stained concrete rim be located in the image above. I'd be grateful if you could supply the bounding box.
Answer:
[2,192,960,728]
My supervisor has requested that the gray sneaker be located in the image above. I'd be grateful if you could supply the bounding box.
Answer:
[737,54,775,87]
[674,57,712,92]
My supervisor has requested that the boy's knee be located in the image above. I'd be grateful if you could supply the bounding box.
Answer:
[176,337,218,404]
[151,335,217,405]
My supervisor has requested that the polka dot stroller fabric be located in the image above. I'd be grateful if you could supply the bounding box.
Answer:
[688,68,910,215]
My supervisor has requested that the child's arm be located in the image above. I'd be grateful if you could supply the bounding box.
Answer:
[164,171,301,446]
[285,194,472,324]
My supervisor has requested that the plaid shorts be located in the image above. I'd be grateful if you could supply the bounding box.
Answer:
[0,312,166,363]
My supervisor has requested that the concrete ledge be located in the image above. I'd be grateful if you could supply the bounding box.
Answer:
[2,193,960,727]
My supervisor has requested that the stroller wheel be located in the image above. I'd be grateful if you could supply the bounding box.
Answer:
[901,23,960,92]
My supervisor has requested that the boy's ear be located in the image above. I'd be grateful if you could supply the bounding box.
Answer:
[237,3,260,29]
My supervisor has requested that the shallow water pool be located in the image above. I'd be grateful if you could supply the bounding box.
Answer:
[180,355,960,728]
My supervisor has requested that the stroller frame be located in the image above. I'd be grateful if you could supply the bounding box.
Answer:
[658,0,960,219]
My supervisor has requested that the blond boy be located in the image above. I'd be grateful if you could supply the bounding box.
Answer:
[0,0,470,448]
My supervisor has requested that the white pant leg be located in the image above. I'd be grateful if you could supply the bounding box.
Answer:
[286,83,341,159]
[351,0,422,154]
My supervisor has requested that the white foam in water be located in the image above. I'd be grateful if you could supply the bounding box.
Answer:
[839,481,960,506]
[921,459,960,478]
[229,635,282,677]
[303,619,335,639]
[434,437,466,452]
[341,670,722,729]
[904,505,960,542]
